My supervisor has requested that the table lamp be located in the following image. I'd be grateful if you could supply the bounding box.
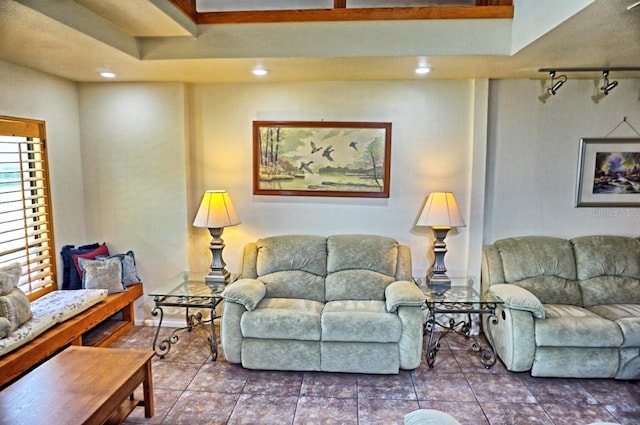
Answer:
[193,190,241,285]
[416,192,465,285]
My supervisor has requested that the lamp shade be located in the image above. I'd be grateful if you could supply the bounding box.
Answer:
[416,192,465,228]
[193,190,241,228]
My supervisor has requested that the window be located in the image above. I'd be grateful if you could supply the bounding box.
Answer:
[0,116,56,300]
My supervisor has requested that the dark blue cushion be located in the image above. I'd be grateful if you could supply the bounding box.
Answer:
[60,243,100,290]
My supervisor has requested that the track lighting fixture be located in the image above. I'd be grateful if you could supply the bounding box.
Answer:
[600,70,618,95]
[547,71,567,95]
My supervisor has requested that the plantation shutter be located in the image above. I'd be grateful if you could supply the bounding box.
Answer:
[0,116,57,299]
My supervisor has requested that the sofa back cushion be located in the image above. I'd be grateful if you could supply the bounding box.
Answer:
[494,236,581,305]
[572,235,640,307]
[325,235,401,301]
[255,235,327,302]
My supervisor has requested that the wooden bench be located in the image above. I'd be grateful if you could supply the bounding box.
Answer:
[0,283,143,388]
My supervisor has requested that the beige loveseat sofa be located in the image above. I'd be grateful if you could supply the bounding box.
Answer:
[220,234,425,374]
[482,235,640,379]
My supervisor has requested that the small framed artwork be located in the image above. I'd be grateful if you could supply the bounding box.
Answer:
[575,137,640,207]
[253,121,392,198]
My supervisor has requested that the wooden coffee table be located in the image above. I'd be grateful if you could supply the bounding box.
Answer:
[0,346,154,425]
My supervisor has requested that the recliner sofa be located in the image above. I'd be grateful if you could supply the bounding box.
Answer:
[482,235,640,379]
[220,234,425,374]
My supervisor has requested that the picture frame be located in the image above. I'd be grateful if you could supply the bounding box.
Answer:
[253,121,392,198]
[575,137,640,207]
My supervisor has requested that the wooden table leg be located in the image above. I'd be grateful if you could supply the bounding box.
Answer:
[142,359,154,418]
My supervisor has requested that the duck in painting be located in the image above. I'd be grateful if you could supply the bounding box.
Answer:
[322,145,335,161]
[299,161,314,174]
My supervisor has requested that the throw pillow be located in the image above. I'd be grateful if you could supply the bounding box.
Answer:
[0,287,33,333]
[0,262,22,296]
[96,251,141,286]
[72,243,110,279]
[0,317,11,339]
[60,243,100,290]
[79,257,125,294]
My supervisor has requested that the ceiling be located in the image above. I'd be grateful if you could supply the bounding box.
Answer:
[0,0,639,83]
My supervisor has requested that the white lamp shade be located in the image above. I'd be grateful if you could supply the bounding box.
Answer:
[193,190,241,228]
[416,192,465,228]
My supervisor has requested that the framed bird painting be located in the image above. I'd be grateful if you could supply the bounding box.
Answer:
[252,121,392,198]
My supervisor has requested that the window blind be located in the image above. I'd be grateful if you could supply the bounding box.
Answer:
[0,116,56,300]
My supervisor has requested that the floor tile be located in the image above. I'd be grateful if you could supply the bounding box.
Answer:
[162,390,239,425]
[604,403,640,425]
[417,400,489,425]
[466,373,537,404]
[123,388,183,424]
[151,361,203,391]
[228,394,298,425]
[453,348,508,374]
[414,373,476,401]
[519,375,598,405]
[293,396,358,425]
[480,402,554,425]
[108,325,640,425]
[357,370,417,400]
[542,402,619,425]
[579,379,640,405]
[300,372,358,398]
[242,370,304,396]
[357,398,419,425]
[187,361,250,393]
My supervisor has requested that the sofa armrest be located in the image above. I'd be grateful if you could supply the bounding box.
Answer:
[489,284,546,319]
[222,278,266,311]
[385,280,425,313]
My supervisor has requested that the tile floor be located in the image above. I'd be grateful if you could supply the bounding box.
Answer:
[110,326,640,425]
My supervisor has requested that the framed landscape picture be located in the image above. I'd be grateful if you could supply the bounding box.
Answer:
[253,121,392,198]
[575,138,640,207]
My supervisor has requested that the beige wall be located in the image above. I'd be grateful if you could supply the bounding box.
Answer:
[187,80,486,287]
[485,78,640,242]
[0,60,87,281]
[78,82,190,320]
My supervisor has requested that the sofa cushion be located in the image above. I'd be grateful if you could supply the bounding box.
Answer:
[322,300,401,343]
[495,237,577,282]
[259,271,325,303]
[325,235,399,301]
[587,304,640,347]
[256,235,326,302]
[512,276,582,307]
[572,235,640,281]
[0,289,107,356]
[572,236,640,307]
[240,298,323,341]
[579,276,640,308]
[535,304,623,347]
[325,270,395,302]
[327,235,398,276]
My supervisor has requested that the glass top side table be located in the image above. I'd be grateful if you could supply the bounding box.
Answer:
[150,271,225,361]
[418,277,503,369]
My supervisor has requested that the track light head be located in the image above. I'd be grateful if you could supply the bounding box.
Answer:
[601,70,618,95]
[547,71,567,95]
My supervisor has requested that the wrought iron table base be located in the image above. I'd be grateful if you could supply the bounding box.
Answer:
[425,308,499,369]
[152,302,218,361]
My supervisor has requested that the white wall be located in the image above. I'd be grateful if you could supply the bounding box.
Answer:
[0,60,87,281]
[485,78,640,242]
[78,82,190,320]
[188,80,485,283]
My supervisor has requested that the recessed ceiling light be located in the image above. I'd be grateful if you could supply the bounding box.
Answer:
[415,66,431,75]
[252,68,268,77]
[99,71,117,79]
